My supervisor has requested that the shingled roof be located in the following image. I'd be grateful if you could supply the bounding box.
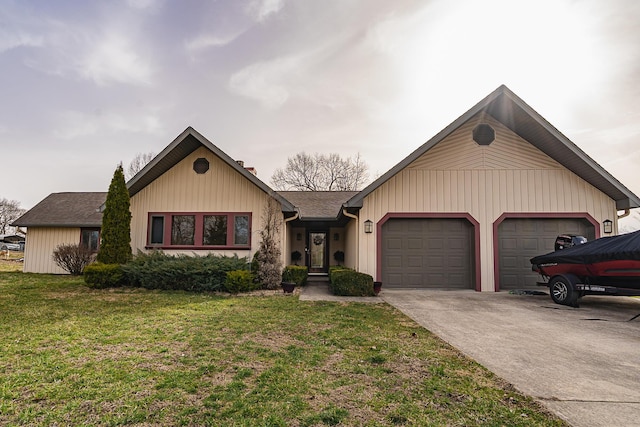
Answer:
[278,191,358,220]
[12,192,106,227]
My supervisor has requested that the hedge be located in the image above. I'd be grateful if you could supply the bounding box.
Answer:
[225,270,259,294]
[121,251,249,292]
[84,263,124,289]
[330,269,375,297]
[282,265,308,286]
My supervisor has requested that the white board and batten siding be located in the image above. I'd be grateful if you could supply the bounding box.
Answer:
[23,227,81,274]
[129,146,285,262]
[358,113,617,291]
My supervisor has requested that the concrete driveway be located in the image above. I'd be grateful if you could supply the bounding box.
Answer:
[381,290,640,427]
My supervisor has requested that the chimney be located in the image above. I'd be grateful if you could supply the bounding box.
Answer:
[237,160,257,176]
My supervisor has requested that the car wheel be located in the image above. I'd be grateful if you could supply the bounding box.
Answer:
[0,245,7,251]
[549,275,579,307]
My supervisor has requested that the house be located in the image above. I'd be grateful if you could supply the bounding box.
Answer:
[13,85,640,290]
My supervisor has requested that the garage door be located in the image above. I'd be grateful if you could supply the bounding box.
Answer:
[382,218,475,289]
[498,218,595,290]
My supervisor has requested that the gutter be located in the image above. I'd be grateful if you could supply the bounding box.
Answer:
[618,209,631,220]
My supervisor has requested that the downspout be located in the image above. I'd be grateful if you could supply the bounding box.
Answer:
[617,209,631,220]
[282,210,299,267]
[342,208,359,271]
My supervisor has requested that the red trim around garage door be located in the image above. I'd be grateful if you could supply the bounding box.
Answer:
[492,212,600,292]
[377,213,482,291]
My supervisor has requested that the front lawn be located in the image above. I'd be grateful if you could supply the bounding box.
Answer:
[0,273,566,426]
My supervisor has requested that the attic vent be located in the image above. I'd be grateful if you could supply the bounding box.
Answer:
[193,158,210,174]
[473,124,495,145]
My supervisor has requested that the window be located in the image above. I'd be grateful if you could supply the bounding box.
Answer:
[234,215,249,245]
[203,215,227,245]
[171,215,195,245]
[150,216,164,244]
[81,228,100,252]
[147,213,251,248]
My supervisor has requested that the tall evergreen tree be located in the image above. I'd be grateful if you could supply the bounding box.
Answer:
[97,164,132,264]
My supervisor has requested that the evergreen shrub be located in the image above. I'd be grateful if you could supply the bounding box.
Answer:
[122,251,249,292]
[329,265,351,283]
[225,270,258,294]
[330,269,375,297]
[282,265,308,286]
[84,263,124,289]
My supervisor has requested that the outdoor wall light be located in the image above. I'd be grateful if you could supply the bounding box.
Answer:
[364,219,373,234]
[603,219,613,234]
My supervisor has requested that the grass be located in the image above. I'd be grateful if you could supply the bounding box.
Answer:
[0,272,567,426]
[0,252,23,272]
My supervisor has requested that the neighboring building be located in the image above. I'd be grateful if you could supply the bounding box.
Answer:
[14,86,640,290]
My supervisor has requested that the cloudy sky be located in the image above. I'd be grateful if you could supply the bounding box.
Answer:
[1,0,639,227]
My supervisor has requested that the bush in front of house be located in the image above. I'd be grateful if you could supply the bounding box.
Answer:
[121,251,249,292]
[225,270,259,294]
[329,265,351,284]
[52,243,95,275]
[282,265,308,286]
[84,263,124,289]
[330,269,375,297]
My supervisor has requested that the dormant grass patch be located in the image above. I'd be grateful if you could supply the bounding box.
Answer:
[0,273,567,426]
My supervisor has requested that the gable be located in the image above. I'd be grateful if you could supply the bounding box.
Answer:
[346,85,640,210]
[408,113,562,171]
[127,127,295,212]
[130,146,268,212]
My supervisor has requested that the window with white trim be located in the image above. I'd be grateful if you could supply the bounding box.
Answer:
[147,213,251,248]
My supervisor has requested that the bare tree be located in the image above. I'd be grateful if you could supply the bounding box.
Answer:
[271,152,369,191]
[125,152,155,181]
[255,197,283,289]
[0,198,25,235]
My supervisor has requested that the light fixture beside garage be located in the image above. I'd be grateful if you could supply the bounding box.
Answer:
[603,219,613,234]
[364,219,373,233]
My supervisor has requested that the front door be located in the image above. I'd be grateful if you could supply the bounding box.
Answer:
[308,232,328,273]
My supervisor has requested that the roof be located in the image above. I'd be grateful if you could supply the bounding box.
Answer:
[346,85,640,211]
[127,127,296,212]
[12,192,106,227]
[278,191,358,220]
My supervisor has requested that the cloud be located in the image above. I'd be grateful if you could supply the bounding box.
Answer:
[78,34,154,86]
[0,30,43,53]
[53,110,164,140]
[245,0,285,22]
[184,30,246,57]
[228,55,299,109]
[126,0,162,10]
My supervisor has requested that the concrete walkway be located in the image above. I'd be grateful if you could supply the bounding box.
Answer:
[300,284,640,427]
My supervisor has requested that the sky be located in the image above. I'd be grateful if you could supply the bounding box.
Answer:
[1,0,639,229]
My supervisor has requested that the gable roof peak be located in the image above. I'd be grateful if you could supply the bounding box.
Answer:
[346,86,640,210]
[126,126,295,212]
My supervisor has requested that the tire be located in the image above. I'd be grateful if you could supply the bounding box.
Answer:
[549,275,580,307]
[0,245,7,251]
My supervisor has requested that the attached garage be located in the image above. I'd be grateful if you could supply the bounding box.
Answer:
[497,217,596,290]
[381,217,476,289]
